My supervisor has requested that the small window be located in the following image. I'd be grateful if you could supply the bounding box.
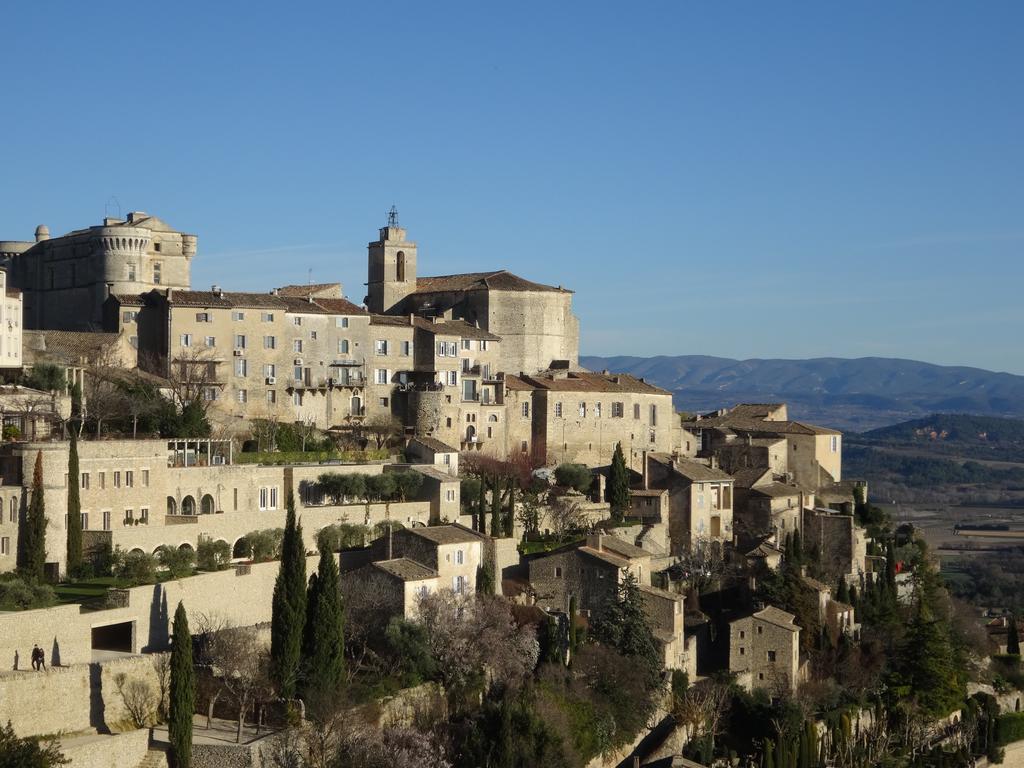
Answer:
[520,440,528,453]
[579,402,587,418]
[767,650,776,662]
[293,316,303,326]
[180,334,192,347]
[232,311,245,321]
[375,339,388,355]
[294,339,303,353]
[81,473,89,490]
[757,625,763,635]
[555,402,562,417]
[140,508,149,524]
[262,312,274,322]
[234,334,246,349]
[461,339,471,350]
[153,262,162,284]
[310,330,317,340]
[633,403,641,419]
[739,647,745,656]
[125,471,133,488]
[142,470,149,487]
[401,341,412,356]
[554,566,563,578]
[237,389,248,403]
[521,402,530,418]
[264,336,276,349]
[595,402,602,418]
[456,549,464,565]
[113,471,121,488]
[336,317,349,328]
[293,391,303,406]
[612,402,624,418]
[375,369,389,384]
[195,312,210,323]
[338,339,350,354]
[267,390,276,404]
[204,336,216,347]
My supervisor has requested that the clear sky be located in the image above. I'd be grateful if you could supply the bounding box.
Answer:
[2,2,1022,373]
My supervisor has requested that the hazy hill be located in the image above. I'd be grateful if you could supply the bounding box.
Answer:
[579,355,1024,431]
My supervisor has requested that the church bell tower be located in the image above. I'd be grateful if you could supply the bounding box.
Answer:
[365,206,417,314]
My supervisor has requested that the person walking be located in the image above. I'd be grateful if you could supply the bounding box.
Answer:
[30,644,41,671]
[38,646,46,671]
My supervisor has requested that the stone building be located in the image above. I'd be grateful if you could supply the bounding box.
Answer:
[642,453,735,555]
[529,532,651,615]
[728,605,802,695]
[502,369,677,469]
[104,287,370,432]
[365,214,580,375]
[685,403,842,492]
[0,437,453,576]
[0,271,23,369]
[2,212,196,331]
[801,507,868,584]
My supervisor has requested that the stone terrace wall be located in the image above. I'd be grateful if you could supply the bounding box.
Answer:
[0,664,93,735]
[0,555,320,668]
[61,729,150,768]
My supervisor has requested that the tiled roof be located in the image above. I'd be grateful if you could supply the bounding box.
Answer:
[413,270,571,295]
[23,330,123,363]
[504,370,669,396]
[579,547,632,569]
[730,467,772,488]
[750,482,802,499]
[313,297,368,315]
[168,290,286,309]
[109,293,147,306]
[369,315,500,340]
[406,525,480,546]
[802,575,831,593]
[599,536,650,560]
[410,435,459,454]
[687,413,840,437]
[648,454,734,482]
[745,542,783,558]
[275,282,341,297]
[754,605,799,631]
[373,558,437,582]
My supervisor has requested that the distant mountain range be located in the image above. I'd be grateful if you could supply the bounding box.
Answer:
[579,355,1024,432]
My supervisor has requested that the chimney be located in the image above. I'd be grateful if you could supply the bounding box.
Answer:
[386,522,393,560]
[632,758,640,768]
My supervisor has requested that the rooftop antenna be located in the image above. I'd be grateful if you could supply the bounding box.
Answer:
[387,205,399,228]
[104,196,122,220]
[308,267,313,286]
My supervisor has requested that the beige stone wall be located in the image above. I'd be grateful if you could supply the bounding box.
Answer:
[61,729,150,768]
[486,291,578,373]
[786,433,842,490]
[0,270,22,367]
[729,615,800,694]
[365,321,416,421]
[0,555,320,669]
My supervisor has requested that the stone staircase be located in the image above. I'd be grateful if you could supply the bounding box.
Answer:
[136,744,169,768]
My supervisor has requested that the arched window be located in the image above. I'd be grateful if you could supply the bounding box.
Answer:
[181,496,196,516]
[166,497,177,516]
[200,494,215,515]
[466,425,476,442]
[178,542,194,552]
[396,251,406,282]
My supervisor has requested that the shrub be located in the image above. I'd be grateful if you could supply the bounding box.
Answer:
[0,574,56,610]
[157,546,195,579]
[316,523,370,552]
[196,537,231,571]
[2,425,21,441]
[997,712,1024,746]
[555,464,593,493]
[114,549,159,586]
[238,528,284,562]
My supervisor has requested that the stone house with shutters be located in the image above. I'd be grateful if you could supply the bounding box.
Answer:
[728,605,802,695]
[642,453,735,555]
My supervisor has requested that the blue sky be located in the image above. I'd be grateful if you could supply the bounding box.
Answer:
[2,2,1022,373]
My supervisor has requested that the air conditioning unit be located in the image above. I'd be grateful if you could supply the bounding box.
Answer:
[266,376,277,385]
[294,358,303,365]
[233,349,244,356]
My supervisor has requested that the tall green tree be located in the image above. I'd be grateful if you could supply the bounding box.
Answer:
[477,477,487,532]
[589,571,660,680]
[168,601,195,768]
[66,434,83,577]
[19,451,47,582]
[608,442,630,522]
[271,490,306,698]
[490,477,501,537]
[568,593,578,663]
[302,546,345,696]
[1008,615,1020,656]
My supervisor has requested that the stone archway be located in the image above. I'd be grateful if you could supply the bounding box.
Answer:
[181,496,196,516]
[200,494,215,515]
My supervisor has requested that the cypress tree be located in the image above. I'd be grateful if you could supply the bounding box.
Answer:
[1008,615,1020,656]
[271,490,306,698]
[489,477,501,537]
[168,601,195,768]
[504,482,515,537]
[763,740,775,768]
[608,442,630,522]
[848,583,858,609]
[66,434,83,577]
[885,540,898,590]
[792,529,803,564]
[20,452,47,582]
[568,594,578,662]
[783,532,793,563]
[476,477,486,532]
[302,547,344,697]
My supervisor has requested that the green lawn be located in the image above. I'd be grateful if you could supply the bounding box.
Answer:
[54,572,179,605]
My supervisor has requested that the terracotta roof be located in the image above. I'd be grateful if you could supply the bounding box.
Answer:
[579,547,632,569]
[167,290,286,309]
[373,558,437,582]
[504,370,670,396]
[313,297,368,315]
[413,270,571,295]
[109,293,147,306]
[648,454,734,482]
[275,282,341,298]
[410,435,459,454]
[369,315,500,340]
[406,525,480,546]
[687,413,840,437]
